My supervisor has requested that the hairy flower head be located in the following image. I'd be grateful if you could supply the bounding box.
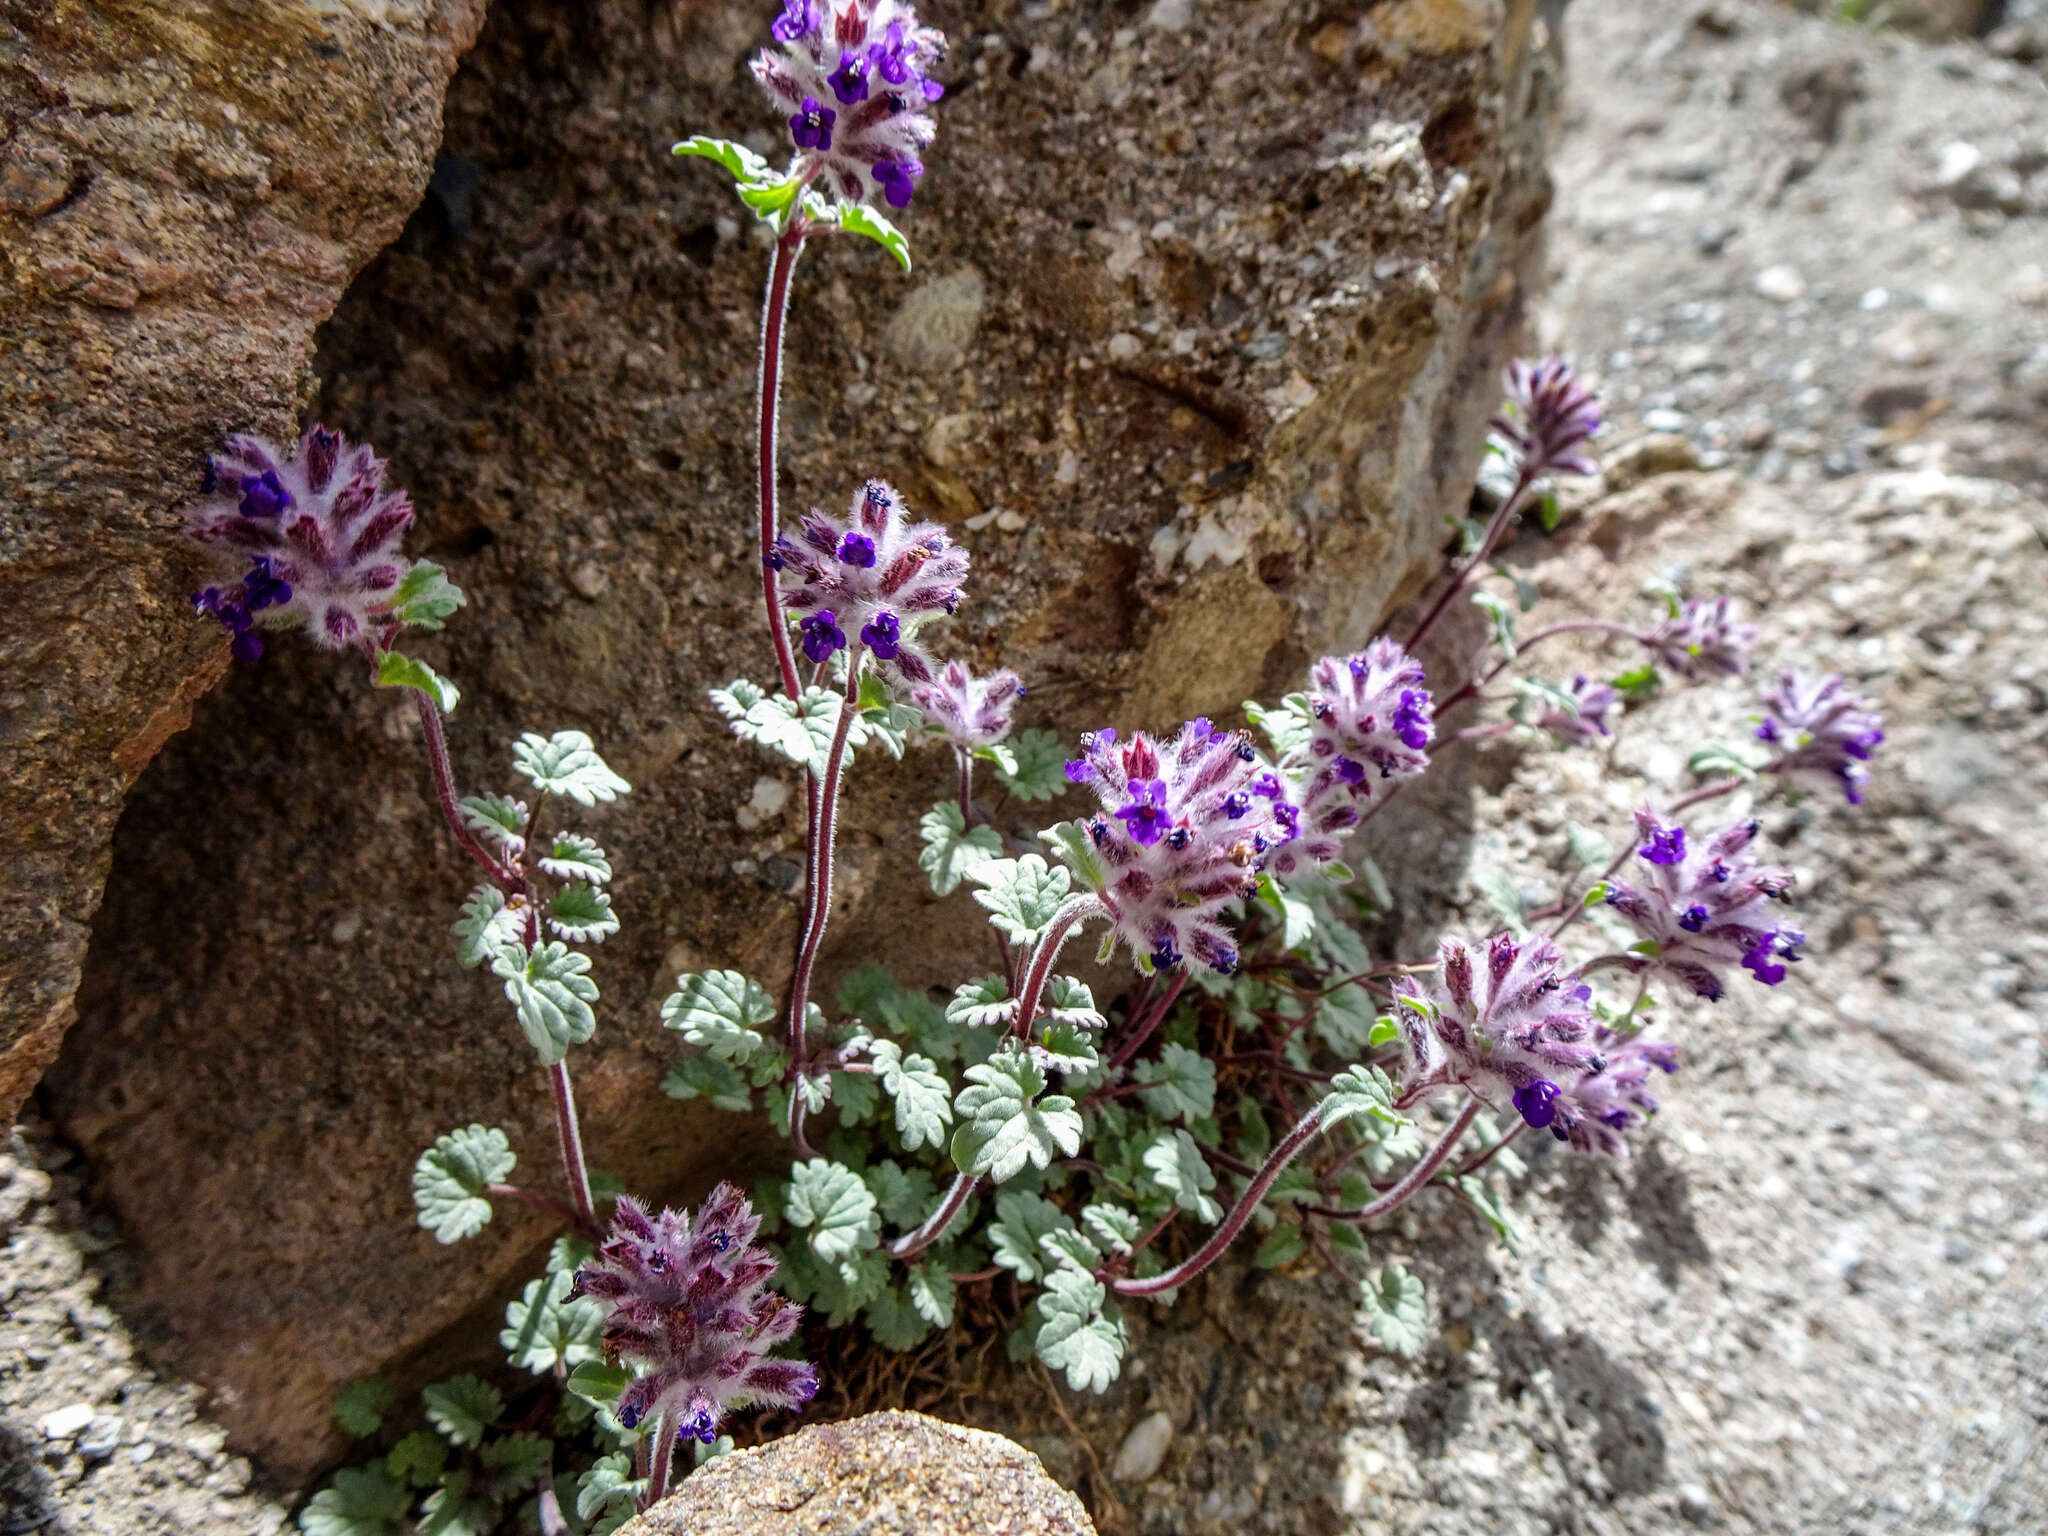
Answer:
[1646,595,1757,679]
[1536,674,1617,747]
[1603,811,1801,1001]
[572,1184,817,1444]
[753,0,945,208]
[1549,1027,1679,1157]
[776,479,967,685]
[1492,356,1602,479]
[911,660,1022,751]
[1064,720,1289,974]
[1755,670,1884,806]
[184,426,413,659]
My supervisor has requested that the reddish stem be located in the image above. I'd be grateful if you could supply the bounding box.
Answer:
[641,1406,680,1509]
[485,1182,598,1238]
[757,232,806,700]
[548,1060,599,1234]
[1405,465,1540,652]
[1299,1097,1482,1223]
[785,668,861,1082]
[890,1171,978,1261]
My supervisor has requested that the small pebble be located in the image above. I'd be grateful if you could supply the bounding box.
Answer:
[1678,1482,1715,1524]
[77,1414,124,1461]
[1111,1409,1174,1482]
[41,1402,95,1440]
[1754,265,1807,303]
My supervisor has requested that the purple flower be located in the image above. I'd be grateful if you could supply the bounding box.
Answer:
[573,1184,818,1446]
[1266,639,1434,877]
[910,660,1023,752]
[181,425,414,655]
[752,0,945,209]
[800,609,846,662]
[777,479,967,685]
[1537,674,1618,746]
[1550,1028,1679,1158]
[1646,596,1757,680]
[1604,811,1799,1001]
[1755,670,1884,806]
[1513,1079,1563,1129]
[1066,721,1294,974]
[1491,355,1602,479]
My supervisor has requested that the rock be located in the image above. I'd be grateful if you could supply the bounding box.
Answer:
[618,1411,1094,1536]
[0,0,490,1121]
[1110,1409,1175,1482]
[1754,264,1807,303]
[40,1403,95,1441]
[1677,1481,1715,1524]
[43,0,1564,1476]
[1602,432,1704,492]
[76,1415,125,1461]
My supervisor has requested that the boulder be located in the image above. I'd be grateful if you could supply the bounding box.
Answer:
[617,1411,1094,1536]
[42,0,1563,1477]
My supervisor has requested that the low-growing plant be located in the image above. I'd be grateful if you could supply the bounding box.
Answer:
[175,2,1884,1529]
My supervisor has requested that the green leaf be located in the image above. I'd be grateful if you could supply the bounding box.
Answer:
[863,1285,933,1351]
[1254,1223,1306,1269]
[376,648,459,714]
[492,942,599,1065]
[333,1377,395,1439]
[1472,866,1527,934]
[1041,975,1105,1030]
[1565,823,1613,869]
[785,1159,881,1261]
[661,1054,752,1113]
[511,730,630,805]
[390,560,468,631]
[660,970,775,1062]
[1537,490,1563,533]
[918,802,1004,897]
[724,687,842,774]
[451,885,524,969]
[988,1190,1072,1283]
[1254,872,1317,952]
[479,1432,550,1496]
[1471,588,1517,657]
[576,1454,645,1524]
[991,728,1069,801]
[1498,566,1541,613]
[1135,1042,1217,1124]
[501,1270,603,1374]
[1319,1066,1402,1134]
[547,883,619,944]
[945,974,1015,1030]
[299,1465,409,1536]
[457,794,528,854]
[1325,1221,1369,1262]
[971,855,1073,944]
[1244,692,1315,756]
[565,1360,634,1405]
[538,833,612,884]
[1611,663,1661,700]
[386,1430,448,1488]
[1514,675,1582,724]
[1141,1130,1221,1223]
[951,1046,1083,1182]
[836,201,913,271]
[416,1473,492,1536]
[828,1063,881,1124]
[1033,1018,1100,1076]
[1035,1268,1127,1393]
[908,1264,956,1328]
[708,677,766,724]
[737,175,803,221]
[671,134,775,183]
[1361,1264,1430,1358]
[1038,820,1106,893]
[864,1159,937,1229]
[1039,1224,1101,1273]
[1689,740,1761,781]
[1081,1202,1141,1255]
[1368,1015,1401,1048]
[422,1376,503,1449]
[548,1234,595,1274]
[1456,1175,1522,1255]
[868,1039,954,1152]
[412,1126,515,1244]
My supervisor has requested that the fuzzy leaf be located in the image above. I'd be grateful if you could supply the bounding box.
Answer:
[726,687,842,775]
[333,1377,395,1439]
[412,1125,515,1244]
[1472,866,1527,934]
[1254,872,1317,952]
[1512,675,1582,725]
[1038,820,1106,893]
[548,1235,596,1274]
[376,648,459,714]
[1134,1042,1217,1124]
[1035,1269,1126,1393]
[1254,1223,1306,1270]
[991,728,1069,801]
[1141,1130,1222,1223]
[1689,740,1762,780]
[785,1159,881,1261]
[299,1465,408,1536]
[539,833,612,884]
[919,802,1003,897]
[501,1271,603,1374]
[836,201,913,271]
[863,1285,933,1351]
[737,175,803,221]
[451,885,524,969]
[908,1263,956,1327]
[1361,1264,1430,1358]
[479,1432,550,1496]
[1471,588,1517,657]
[864,1159,937,1229]
[1565,823,1613,869]
[512,730,629,805]
[671,134,775,182]
[1039,1224,1101,1273]
[660,1055,752,1113]
[565,1361,634,1406]
[492,942,599,1065]
[386,1430,448,1488]
[1032,1018,1100,1076]
[951,1047,1082,1182]
[416,1475,491,1536]
[1456,1175,1522,1255]
[1244,692,1315,757]
[547,883,619,944]
[660,970,775,1062]
[988,1191,1072,1283]
[971,855,1073,944]
[709,678,766,723]
[868,1038,954,1152]
[1319,1066,1402,1134]
[1081,1202,1141,1254]
[457,794,527,854]
[576,1454,645,1524]
[390,560,468,631]
[1042,975,1105,1030]
[946,974,1015,1030]
[422,1376,503,1449]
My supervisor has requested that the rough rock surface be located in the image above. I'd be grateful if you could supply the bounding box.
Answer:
[619,1410,1095,1536]
[0,0,489,1118]
[40,0,1563,1475]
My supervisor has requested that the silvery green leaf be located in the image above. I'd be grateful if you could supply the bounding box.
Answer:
[457,794,527,854]
[1032,1018,1100,1076]
[808,1249,889,1325]
[671,134,774,182]
[1471,588,1517,656]
[1254,1223,1306,1269]
[908,1263,955,1328]
[333,1377,394,1439]
[727,687,840,775]
[863,1159,937,1229]
[1472,866,1527,934]
[501,1270,603,1374]
[1039,1224,1100,1273]
[1566,823,1613,868]
[919,802,1003,897]
[945,974,1015,1030]
[386,1429,448,1487]
[992,728,1069,801]
[659,970,775,1062]
[1244,692,1315,756]
[1316,980,1379,1056]
[492,943,599,1065]
[1141,1130,1221,1223]
[862,1285,932,1351]
[1514,675,1581,724]
[298,1464,408,1536]
[970,855,1072,944]
[1035,1268,1126,1393]
[1038,820,1106,892]
[575,1454,644,1524]
[376,648,459,714]
[422,1376,503,1449]
[547,883,618,944]
[412,1125,515,1244]
[1361,1264,1429,1358]
[1081,1202,1141,1255]
[737,174,803,221]
[828,1065,881,1124]
[785,1159,880,1261]
[548,1235,595,1275]
[1254,872,1317,952]
[511,730,629,805]
[836,201,913,270]
[1041,975,1104,1030]
[660,1055,751,1113]
[1456,1174,1522,1254]
[1325,1221,1369,1261]
[480,1432,550,1497]
[709,678,766,723]
[539,833,611,884]
[417,1473,491,1536]
[390,560,467,631]
[1319,1066,1402,1134]
[868,1039,953,1152]
[987,1190,1071,1283]
[951,1046,1082,1182]
[1689,740,1762,780]
[1134,1042,1217,1124]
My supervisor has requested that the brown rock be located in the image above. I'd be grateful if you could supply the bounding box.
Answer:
[619,1411,1095,1536]
[0,2,488,1121]
[42,0,1564,1477]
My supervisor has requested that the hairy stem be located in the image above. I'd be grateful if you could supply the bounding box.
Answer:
[757,232,806,700]
[957,749,975,825]
[890,1171,978,1262]
[1010,894,1105,1041]
[485,1182,595,1237]
[641,1407,679,1510]
[1107,968,1185,1071]
[785,668,862,1076]
[403,679,518,892]
[1434,618,1649,718]
[1405,464,1540,653]
[548,1061,598,1234]
[1303,1097,1482,1223]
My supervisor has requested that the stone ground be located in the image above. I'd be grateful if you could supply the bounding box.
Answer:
[4,1,2046,1533]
